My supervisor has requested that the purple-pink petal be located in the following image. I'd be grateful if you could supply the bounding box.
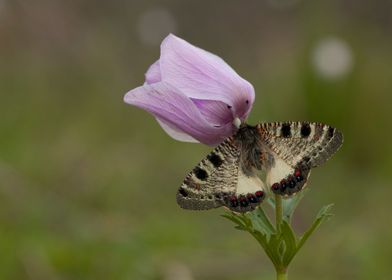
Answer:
[155,117,198,143]
[191,99,233,126]
[124,82,234,145]
[159,34,255,119]
[144,60,161,85]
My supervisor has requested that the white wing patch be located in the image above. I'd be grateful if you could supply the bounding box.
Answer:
[266,157,294,188]
[236,169,265,195]
[265,152,311,197]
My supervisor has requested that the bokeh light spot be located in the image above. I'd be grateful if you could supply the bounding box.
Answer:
[311,37,354,80]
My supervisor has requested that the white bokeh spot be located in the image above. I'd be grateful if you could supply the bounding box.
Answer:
[312,37,354,80]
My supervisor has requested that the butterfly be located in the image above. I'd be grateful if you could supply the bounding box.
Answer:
[176,121,343,213]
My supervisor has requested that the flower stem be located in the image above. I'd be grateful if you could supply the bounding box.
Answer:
[276,269,288,280]
[275,194,283,232]
[275,194,287,279]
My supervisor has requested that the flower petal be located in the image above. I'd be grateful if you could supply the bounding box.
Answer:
[145,60,161,84]
[123,82,234,145]
[191,99,233,126]
[160,34,255,118]
[155,117,199,143]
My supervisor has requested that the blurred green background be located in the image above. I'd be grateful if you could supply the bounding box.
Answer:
[1,0,391,279]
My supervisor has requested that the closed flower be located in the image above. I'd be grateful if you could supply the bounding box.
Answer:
[124,34,255,146]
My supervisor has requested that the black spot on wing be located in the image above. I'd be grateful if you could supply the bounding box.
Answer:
[207,152,223,168]
[300,123,311,137]
[302,156,311,164]
[193,167,208,180]
[281,123,291,138]
[327,127,335,140]
[178,187,188,197]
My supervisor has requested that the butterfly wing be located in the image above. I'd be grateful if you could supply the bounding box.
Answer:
[177,122,342,210]
[177,136,265,213]
[228,167,266,212]
[177,137,239,211]
[257,122,343,196]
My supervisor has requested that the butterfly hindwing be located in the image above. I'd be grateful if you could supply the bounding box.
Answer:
[263,153,311,197]
[224,167,266,213]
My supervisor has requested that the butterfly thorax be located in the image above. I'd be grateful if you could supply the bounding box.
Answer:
[234,124,264,174]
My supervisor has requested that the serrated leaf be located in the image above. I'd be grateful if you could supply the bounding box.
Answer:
[221,213,240,224]
[222,213,248,231]
[247,207,276,238]
[234,225,246,231]
[296,204,334,253]
[316,203,334,219]
[241,213,253,228]
[282,190,307,222]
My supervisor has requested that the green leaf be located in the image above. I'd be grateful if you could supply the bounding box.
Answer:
[280,220,298,266]
[268,190,308,221]
[251,231,280,268]
[266,233,282,267]
[247,207,276,238]
[267,197,276,210]
[282,190,307,222]
[223,196,335,273]
[296,204,334,253]
[278,239,286,259]
[316,203,335,219]
[221,212,248,231]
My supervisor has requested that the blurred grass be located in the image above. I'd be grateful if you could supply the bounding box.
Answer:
[0,0,392,279]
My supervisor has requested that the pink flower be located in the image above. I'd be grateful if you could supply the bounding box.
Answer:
[124,34,255,146]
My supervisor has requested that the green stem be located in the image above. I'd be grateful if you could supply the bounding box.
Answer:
[275,194,283,232]
[275,194,287,279]
[276,269,288,280]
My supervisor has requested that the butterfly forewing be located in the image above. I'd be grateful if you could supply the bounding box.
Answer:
[258,122,343,167]
[177,137,239,210]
